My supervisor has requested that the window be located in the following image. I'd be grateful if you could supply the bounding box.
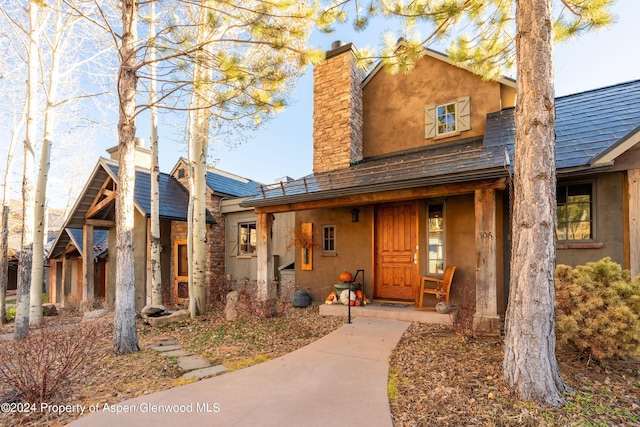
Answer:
[176,243,188,276]
[323,225,336,254]
[556,183,593,241]
[437,103,457,134]
[238,222,257,255]
[427,204,445,274]
[425,96,471,138]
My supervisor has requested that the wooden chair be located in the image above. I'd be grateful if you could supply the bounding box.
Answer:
[417,266,456,309]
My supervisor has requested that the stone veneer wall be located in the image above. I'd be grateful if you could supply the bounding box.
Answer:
[172,161,227,306]
[313,44,365,174]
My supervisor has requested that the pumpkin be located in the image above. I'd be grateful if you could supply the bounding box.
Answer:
[340,290,356,305]
[339,271,353,283]
[355,290,363,299]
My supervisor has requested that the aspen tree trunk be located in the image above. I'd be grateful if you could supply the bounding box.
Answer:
[113,0,139,354]
[0,125,20,325]
[149,0,162,306]
[187,2,214,318]
[30,0,64,324]
[503,0,567,407]
[14,0,40,340]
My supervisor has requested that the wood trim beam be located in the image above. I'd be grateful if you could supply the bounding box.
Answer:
[628,169,640,277]
[256,212,276,315]
[474,188,500,334]
[86,177,116,219]
[83,223,95,302]
[254,178,507,214]
[85,219,115,228]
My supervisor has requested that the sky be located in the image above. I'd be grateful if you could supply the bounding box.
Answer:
[4,0,640,209]
[195,0,640,186]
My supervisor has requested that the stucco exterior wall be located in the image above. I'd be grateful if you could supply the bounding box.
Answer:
[556,172,625,268]
[295,206,374,302]
[362,55,504,157]
[224,210,294,283]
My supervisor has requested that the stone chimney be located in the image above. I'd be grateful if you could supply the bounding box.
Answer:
[313,41,365,174]
[106,137,152,169]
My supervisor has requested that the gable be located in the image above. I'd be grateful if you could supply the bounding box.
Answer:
[362,53,511,158]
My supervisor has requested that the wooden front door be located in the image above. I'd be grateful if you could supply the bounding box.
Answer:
[374,201,418,301]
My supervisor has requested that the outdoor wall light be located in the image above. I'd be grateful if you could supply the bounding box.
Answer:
[351,208,360,223]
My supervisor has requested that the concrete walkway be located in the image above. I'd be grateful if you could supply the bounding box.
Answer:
[68,317,410,427]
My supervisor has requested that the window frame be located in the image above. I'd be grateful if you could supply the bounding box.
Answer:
[427,202,446,275]
[424,96,471,139]
[237,221,257,255]
[322,224,337,256]
[556,181,596,243]
[436,102,457,135]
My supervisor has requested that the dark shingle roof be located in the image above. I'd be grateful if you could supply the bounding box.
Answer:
[244,79,640,207]
[105,163,208,222]
[206,169,261,197]
[66,228,109,257]
[485,79,640,169]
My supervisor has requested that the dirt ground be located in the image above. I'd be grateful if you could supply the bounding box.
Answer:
[1,306,638,426]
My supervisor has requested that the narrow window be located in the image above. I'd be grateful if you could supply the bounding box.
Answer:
[238,222,257,255]
[176,243,188,276]
[323,225,336,254]
[428,204,445,274]
[556,183,593,241]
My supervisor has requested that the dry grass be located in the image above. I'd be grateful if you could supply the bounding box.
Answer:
[0,307,638,426]
[389,323,640,427]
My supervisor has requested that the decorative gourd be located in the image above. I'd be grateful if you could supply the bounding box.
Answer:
[339,271,353,283]
[340,290,356,305]
[355,290,363,299]
[350,300,355,306]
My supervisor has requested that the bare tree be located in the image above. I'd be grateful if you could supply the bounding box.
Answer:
[13,0,41,340]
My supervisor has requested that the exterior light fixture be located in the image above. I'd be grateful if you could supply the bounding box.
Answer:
[351,208,360,223]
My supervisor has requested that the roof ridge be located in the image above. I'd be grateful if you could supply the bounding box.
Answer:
[556,79,640,101]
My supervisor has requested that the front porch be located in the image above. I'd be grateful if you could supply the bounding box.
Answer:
[319,302,453,325]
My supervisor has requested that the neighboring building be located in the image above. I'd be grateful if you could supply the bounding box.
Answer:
[242,41,640,333]
[47,145,294,309]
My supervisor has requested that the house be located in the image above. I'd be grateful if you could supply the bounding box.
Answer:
[48,142,295,310]
[241,41,640,332]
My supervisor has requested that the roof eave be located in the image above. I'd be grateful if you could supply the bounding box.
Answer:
[242,168,508,208]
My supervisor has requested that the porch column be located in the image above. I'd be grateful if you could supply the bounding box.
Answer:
[474,188,500,334]
[256,212,276,316]
[82,223,95,303]
[628,169,640,277]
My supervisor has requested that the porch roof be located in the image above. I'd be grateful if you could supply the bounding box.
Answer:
[242,137,509,208]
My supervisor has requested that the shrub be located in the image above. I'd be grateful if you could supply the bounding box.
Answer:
[555,257,640,360]
[0,321,109,403]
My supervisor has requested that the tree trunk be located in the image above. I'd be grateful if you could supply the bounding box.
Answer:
[113,0,139,355]
[149,0,162,306]
[503,0,567,407]
[14,0,41,340]
[31,0,65,323]
[187,2,213,318]
[0,111,21,325]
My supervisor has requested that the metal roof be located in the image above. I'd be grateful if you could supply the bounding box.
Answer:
[66,228,109,257]
[243,138,510,207]
[244,79,640,208]
[104,162,196,222]
[206,169,262,197]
